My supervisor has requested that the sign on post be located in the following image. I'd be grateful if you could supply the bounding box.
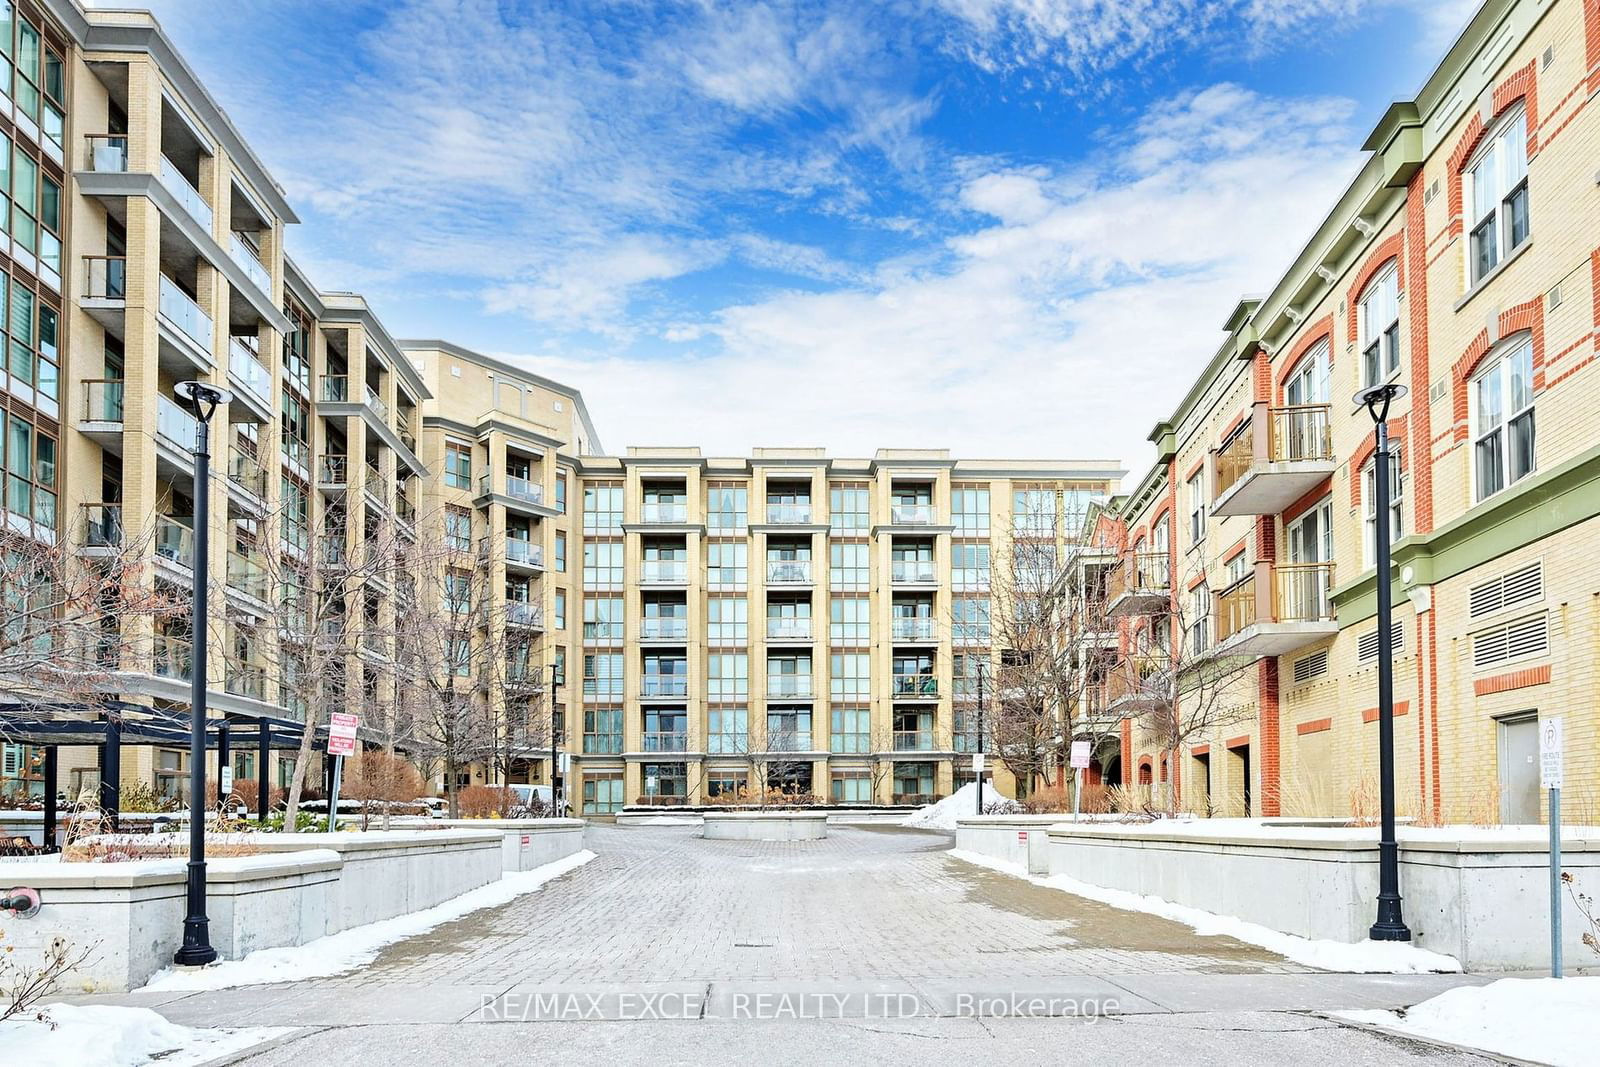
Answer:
[1542,716,1564,978]
[972,753,985,773]
[557,752,572,775]
[219,767,233,795]
[1069,741,1091,769]
[327,712,360,757]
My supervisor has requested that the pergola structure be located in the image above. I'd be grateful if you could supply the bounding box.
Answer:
[0,701,314,850]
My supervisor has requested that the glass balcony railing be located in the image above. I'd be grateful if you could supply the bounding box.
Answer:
[82,379,124,422]
[640,617,689,640]
[891,617,935,641]
[319,534,347,566]
[641,676,689,698]
[81,503,123,548]
[318,455,348,486]
[642,731,689,753]
[226,666,264,700]
[766,618,813,640]
[154,635,192,681]
[228,449,268,499]
[229,234,271,295]
[766,675,813,698]
[505,475,543,504]
[892,560,937,583]
[158,275,214,354]
[156,394,198,451]
[505,600,544,628]
[765,504,812,524]
[84,133,129,172]
[893,730,935,751]
[159,155,213,232]
[83,255,127,300]
[228,338,271,402]
[890,503,936,524]
[641,560,688,584]
[227,553,267,601]
[505,537,543,567]
[155,515,195,569]
[765,559,812,584]
[320,375,349,403]
[364,384,387,421]
[641,501,687,523]
[892,673,939,698]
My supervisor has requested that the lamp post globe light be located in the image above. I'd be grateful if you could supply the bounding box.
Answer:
[1354,381,1412,943]
[173,380,231,967]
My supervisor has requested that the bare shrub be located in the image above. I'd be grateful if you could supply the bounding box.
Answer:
[1562,872,1600,959]
[1347,773,1378,827]
[1,931,98,1026]
[456,785,516,818]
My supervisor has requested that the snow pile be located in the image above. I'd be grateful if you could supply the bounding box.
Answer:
[1339,977,1600,1065]
[950,848,1461,974]
[902,783,1015,831]
[144,849,595,991]
[0,1003,285,1067]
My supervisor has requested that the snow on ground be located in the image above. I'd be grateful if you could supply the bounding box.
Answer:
[0,1003,289,1067]
[1339,976,1600,1065]
[901,783,1015,831]
[949,848,1461,974]
[1053,816,1600,844]
[142,850,595,991]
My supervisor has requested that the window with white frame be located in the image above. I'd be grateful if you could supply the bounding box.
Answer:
[1359,265,1400,387]
[1362,445,1405,565]
[1187,470,1205,544]
[1472,336,1535,501]
[830,653,870,700]
[1466,107,1529,285]
[706,597,747,644]
[830,596,870,644]
[1190,584,1210,655]
[707,653,749,701]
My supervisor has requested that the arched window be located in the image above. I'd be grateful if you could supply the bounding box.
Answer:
[1471,334,1535,501]
[1284,338,1331,406]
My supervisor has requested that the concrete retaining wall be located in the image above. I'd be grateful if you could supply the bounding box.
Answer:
[952,817,1600,971]
[0,822,590,992]
[953,815,1064,874]
[702,812,829,841]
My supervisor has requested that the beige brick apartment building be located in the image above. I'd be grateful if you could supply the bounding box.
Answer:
[1098,0,1600,823]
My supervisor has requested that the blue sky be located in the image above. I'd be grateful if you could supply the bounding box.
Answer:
[123,0,1479,469]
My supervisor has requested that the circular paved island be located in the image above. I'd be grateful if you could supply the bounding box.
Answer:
[701,811,829,841]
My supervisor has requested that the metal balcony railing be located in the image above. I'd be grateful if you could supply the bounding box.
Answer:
[890,503,936,524]
[641,560,688,584]
[640,617,689,640]
[891,559,937,583]
[1216,404,1335,500]
[1107,549,1171,602]
[766,559,812,584]
[765,504,812,524]
[84,133,129,172]
[318,455,348,486]
[83,255,127,300]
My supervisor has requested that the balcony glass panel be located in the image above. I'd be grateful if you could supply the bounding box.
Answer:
[83,256,126,300]
[159,155,213,232]
[641,560,688,584]
[156,395,197,451]
[155,516,194,568]
[158,275,214,353]
[229,234,271,295]
[85,134,128,172]
[229,338,271,402]
[765,559,812,583]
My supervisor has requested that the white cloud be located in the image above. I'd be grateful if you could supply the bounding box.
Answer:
[501,82,1360,470]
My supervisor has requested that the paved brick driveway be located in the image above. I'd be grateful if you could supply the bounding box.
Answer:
[348,822,1299,986]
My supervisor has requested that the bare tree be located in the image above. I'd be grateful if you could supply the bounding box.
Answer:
[1114,556,1258,815]
[746,712,812,805]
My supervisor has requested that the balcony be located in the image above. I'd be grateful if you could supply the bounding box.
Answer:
[583,733,623,755]
[317,455,348,491]
[229,234,271,296]
[763,730,811,752]
[1210,561,1338,658]
[641,560,689,585]
[891,617,936,642]
[642,731,690,753]
[81,503,123,551]
[893,730,936,752]
[640,617,689,641]
[84,133,129,172]
[641,501,687,523]
[505,475,542,504]
[765,504,812,524]
[82,254,126,302]
[228,338,271,406]
[158,275,214,359]
[155,515,194,570]
[319,534,348,568]
[505,600,544,629]
[767,675,814,699]
[226,552,268,602]
[1106,549,1172,617]
[890,503,936,525]
[153,635,192,681]
[641,676,689,698]
[228,449,268,504]
[225,665,264,701]
[1104,661,1168,715]
[159,155,213,233]
[504,537,544,570]
[765,559,812,585]
[892,673,939,699]
[891,559,937,584]
[766,618,813,642]
[1212,404,1336,517]
[155,394,199,454]
[80,379,124,426]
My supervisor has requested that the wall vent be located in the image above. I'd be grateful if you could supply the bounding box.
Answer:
[1542,45,1555,70]
[1472,613,1548,668]
[1468,561,1543,619]
[1293,649,1329,685]
[1547,283,1563,311]
[1357,622,1405,662]
[1429,378,1447,405]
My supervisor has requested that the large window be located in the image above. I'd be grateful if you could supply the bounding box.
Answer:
[953,486,990,535]
[706,597,748,644]
[707,653,749,701]
[582,541,623,586]
[582,711,622,755]
[829,541,869,589]
[1467,108,1529,285]
[1472,336,1535,501]
[829,483,869,532]
[952,542,990,587]
[1362,447,1405,566]
[707,482,747,532]
[1012,487,1057,536]
[582,773,623,812]
[583,482,623,532]
[582,653,623,699]
[830,708,870,754]
[830,596,869,644]
[0,409,53,532]
[830,653,870,700]
[1187,469,1205,544]
[706,541,747,587]
[707,707,748,753]
[1359,265,1400,387]
[951,598,991,644]
[445,506,471,552]
[583,596,623,643]
[444,442,472,489]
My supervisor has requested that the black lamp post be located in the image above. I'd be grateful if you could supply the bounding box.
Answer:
[1355,381,1412,943]
[173,380,229,967]
[548,662,563,816]
[975,663,986,815]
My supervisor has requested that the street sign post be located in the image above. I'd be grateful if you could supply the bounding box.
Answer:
[1541,717,1564,978]
[1069,741,1091,823]
[325,713,360,833]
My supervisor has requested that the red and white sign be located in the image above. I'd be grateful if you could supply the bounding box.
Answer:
[1069,740,1092,770]
[1017,831,1028,845]
[520,835,531,847]
[327,712,360,757]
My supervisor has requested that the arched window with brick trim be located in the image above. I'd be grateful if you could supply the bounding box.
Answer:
[1471,333,1535,502]
[1284,336,1331,406]
[1465,106,1529,286]
[1358,265,1400,388]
